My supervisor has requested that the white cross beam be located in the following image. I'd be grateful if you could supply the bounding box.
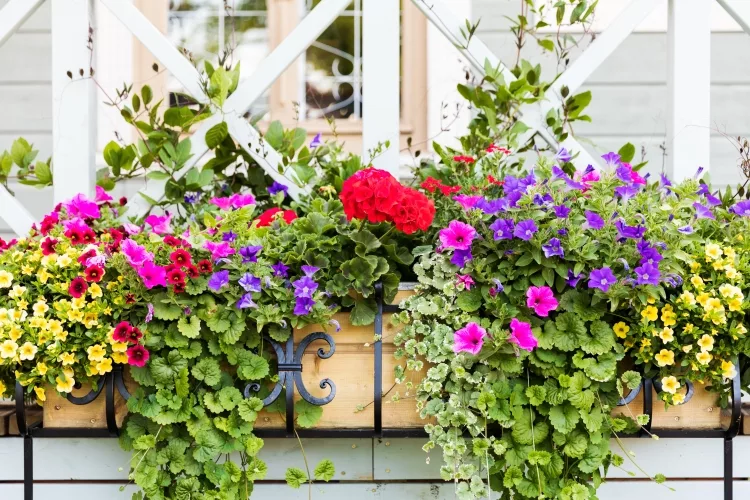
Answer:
[716,0,750,37]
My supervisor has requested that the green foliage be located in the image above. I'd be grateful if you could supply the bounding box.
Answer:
[0,137,52,191]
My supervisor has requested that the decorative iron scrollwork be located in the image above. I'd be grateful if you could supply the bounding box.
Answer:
[244,332,336,407]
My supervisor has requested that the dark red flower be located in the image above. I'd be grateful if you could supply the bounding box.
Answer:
[68,277,88,298]
[126,327,143,344]
[453,155,475,164]
[185,265,200,279]
[487,175,504,186]
[165,263,179,275]
[125,293,136,304]
[119,197,128,206]
[109,228,124,247]
[486,144,510,155]
[126,345,149,367]
[340,168,403,223]
[40,212,59,235]
[437,184,460,195]
[65,229,84,245]
[172,282,186,294]
[77,249,97,265]
[112,321,132,343]
[84,266,104,283]
[166,268,186,285]
[170,249,191,267]
[390,188,435,235]
[163,235,181,247]
[82,230,96,245]
[41,238,58,256]
[255,207,298,227]
[197,259,213,274]
[420,177,443,193]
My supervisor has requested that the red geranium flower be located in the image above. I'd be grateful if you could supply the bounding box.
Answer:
[185,265,200,279]
[68,277,88,298]
[487,175,504,186]
[486,144,510,155]
[420,177,442,193]
[340,168,403,223]
[172,282,187,294]
[166,268,186,285]
[391,188,435,235]
[197,259,213,274]
[112,321,132,343]
[126,345,149,368]
[453,155,475,164]
[438,184,460,195]
[84,266,104,283]
[40,238,58,256]
[170,249,191,267]
[255,207,298,227]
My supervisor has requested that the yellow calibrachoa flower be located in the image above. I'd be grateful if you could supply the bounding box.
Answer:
[683,323,694,334]
[641,306,658,322]
[680,291,696,306]
[724,247,736,259]
[658,327,674,343]
[737,324,747,335]
[32,301,49,317]
[71,297,86,310]
[712,259,726,271]
[37,362,48,376]
[682,345,693,353]
[721,360,737,379]
[690,275,705,289]
[29,317,45,329]
[112,352,128,364]
[56,370,75,393]
[661,305,677,327]
[83,313,99,329]
[726,267,739,280]
[96,358,113,375]
[18,342,37,361]
[689,261,701,272]
[47,319,63,334]
[111,342,128,353]
[87,344,106,362]
[696,351,713,365]
[88,283,103,299]
[705,243,722,260]
[696,292,710,307]
[704,298,724,313]
[672,393,686,405]
[697,334,714,351]
[0,340,19,359]
[8,285,26,299]
[53,329,68,342]
[728,297,743,312]
[613,322,630,339]
[0,270,13,288]
[57,255,72,267]
[67,309,84,322]
[655,349,675,367]
[8,326,22,341]
[661,376,680,394]
[33,386,46,402]
[36,268,50,284]
[0,380,5,397]
[59,352,75,366]
[37,331,50,344]
[21,265,34,276]
[40,254,56,267]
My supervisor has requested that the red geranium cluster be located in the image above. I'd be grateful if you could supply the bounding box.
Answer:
[341,168,435,234]
[163,248,209,294]
[421,177,460,196]
[255,207,298,227]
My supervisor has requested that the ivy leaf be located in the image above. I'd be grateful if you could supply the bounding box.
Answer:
[177,316,202,339]
[237,398,264,423]
[313,459,335,482]
[192,358,222,387]
[295,400,323,428]
[549,403,580,433]
[285,467,307,489]
[217,386,243,411]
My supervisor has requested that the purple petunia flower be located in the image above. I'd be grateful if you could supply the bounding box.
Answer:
[329,319,341,332]
[602,152,621,169]
[453,194,483,211]
[634,262,660,286]
[451,248,473,268]
[639,247,663,266]
[553,205,571,218]
[491,278,504,294]
[584,211,605,230]
[238,273,262,292]
[693,202,715,220]
[615,220,646,239]
[301,265,320,277]
[533,193,554,206]
[614,185,639,200]
[184,192,201,204]
[145,303,154,323]
[697,184,721,206]
[514,220,538,241]
[310,133,323,149]
[542,238,565,258]
[552,166,585,190]
[490,218,514,240]
[660,174,672,188]
[730,200,750,217]
[588,267,617,292]
[567,270,584,288]
[268,181,289,196]
[558,228,568,236]
[204,241,235,261]
[239,245,263,264]
[556,147,572,163]
[271,261,289,278]
[222,231,238,242]
[292,276,318,298]
[294,296,315,316]
[236,293,257,309]
[208,270,230,291]
[677,225,693,234]
[476,197,509,214]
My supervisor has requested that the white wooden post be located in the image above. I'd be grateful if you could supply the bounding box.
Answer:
[362,0,400,176]
[667,0,711,181]
[52,0,98,202]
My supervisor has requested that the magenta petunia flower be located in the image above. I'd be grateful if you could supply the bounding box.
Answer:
[203,240,236,260]
[439,220,477,250]
[95,186,113,203]
[456,274,475,290]
[126,345,150,368]
[63,193,101,219]
[138,261,167,289]
[453,322,486,355]
[453,195,482,211]
[144,213,173,235]
[123,223,141,235]
[210,197,233,211]
[526,286,558,317]
[121,239,154,267]
[229,193,256,208]
[508,318,538,351]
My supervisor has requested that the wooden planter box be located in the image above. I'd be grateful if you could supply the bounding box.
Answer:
[255,288,424,430]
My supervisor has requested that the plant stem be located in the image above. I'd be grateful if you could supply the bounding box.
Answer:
[293,429,313,500]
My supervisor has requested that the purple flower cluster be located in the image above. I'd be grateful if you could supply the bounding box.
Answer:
[292,266,320,316]
[268,181,289,196]
[239,245,262,264]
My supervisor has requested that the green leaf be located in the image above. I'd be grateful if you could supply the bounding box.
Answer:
[192,358,222,387]
[581,320,616,355]
[538,39,555,52]
[265,121,284,150]
[203,392,225,413]
[205,122,229,149]
[237,398,264,423]
[245,434,264,456]
[177,316,202,339]
[621,371,641,391]
[153,299,182,321]
[562,430,588,458]
[350,229,382,256]
[237,351,269,380]
[350,299,376,326]
[618,142,636,163]
[285,467,307,489]
[549,402,580,433]
[313,459,335,482]
[217,386,243,411]
[141,85,153,105]
[457,288,482,312]
[295,400,323,428]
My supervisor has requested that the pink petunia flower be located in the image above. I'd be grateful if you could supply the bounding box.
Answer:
[203,240,236,260]
[453,322,487,355]
[210,197,234,211]
[438,220,477,251]
[95,186,113,203]
[121,239,154,267]
[123,223,142,235]
[144,213,173,235]
[526,286,558,317]
[229,193,256,208]
[456,274,475,290]
[62,217,90,233]
[508,318,538,351]
[126,345,150,368]
[138,261,167,289]
[63,193,101,219]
